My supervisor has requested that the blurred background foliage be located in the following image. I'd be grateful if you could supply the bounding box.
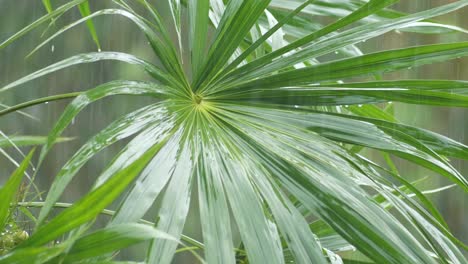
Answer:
[0,0,467,262]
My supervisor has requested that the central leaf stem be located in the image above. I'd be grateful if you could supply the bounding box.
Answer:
[193,94,203,105]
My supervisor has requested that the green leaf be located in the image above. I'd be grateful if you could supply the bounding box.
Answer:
[77,2,101,50]
[362,158,468,251]
[26,7,187,88]
[188,0,210,80]
[223,0,313,74]
[168,0,182,56]
[209,136,285,264]
[147,114,199,264]
[398,21,468,35]
[216,86,468,107]
[0,0,88,49]
[322,109,468,159]
[330,79,468,94]
[220,0,468,85]
[221,42,468,94]
[41,0,101,50]
[212,106,436,263]
[0,150,34,230]
[3,1,468,263]
[147,142,196,264]
[0,246,64,264]
[194,0,271,90]
[0,52,180,93]
[247,157,327,263]
[19,143,164,248]
[64,224,176,262]
[37,103,174,225]
[218,0,398,85]
[221,104,468,190]
[212,110,431,263]
[348,104,397,122]
[196,132,236,264]
[41,0,53,13]
[0,136,72,149]
[111,129,184,225]
[37,81,173,162]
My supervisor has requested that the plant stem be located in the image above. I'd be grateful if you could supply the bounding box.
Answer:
[0,92,81,116]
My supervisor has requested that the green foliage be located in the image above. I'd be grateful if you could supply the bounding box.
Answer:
[0,150,34,255]
[1,0,468,263]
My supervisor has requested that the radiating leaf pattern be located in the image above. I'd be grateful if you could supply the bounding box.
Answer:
[1,0,467,263]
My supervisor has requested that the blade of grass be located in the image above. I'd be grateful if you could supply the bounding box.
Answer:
[19,143,164,248]
[0,150,34,230]
[0,0,88,49]
[77,2,101,50]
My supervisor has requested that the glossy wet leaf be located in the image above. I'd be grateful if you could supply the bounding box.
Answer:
[0,0,88,49]
[212,107,436,263]
[196,128,236,264]
[0,52,179,93]
[217,42,468,94]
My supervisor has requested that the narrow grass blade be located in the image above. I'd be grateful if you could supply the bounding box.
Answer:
[0,246,64,264]
[78,2,101,50]
[64,224,176,262]
[0,0,88,49]
[222,42,468,93]
[223,0,313,75]
[194,0,271,90]
[19,143,164,248]
[0,136,72,149]
[168,0,182,56]
[221,1,468,85]
[41,0,53,13]
[217,87,468,107]
[0,52,178,93]
[0,150,34,230]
